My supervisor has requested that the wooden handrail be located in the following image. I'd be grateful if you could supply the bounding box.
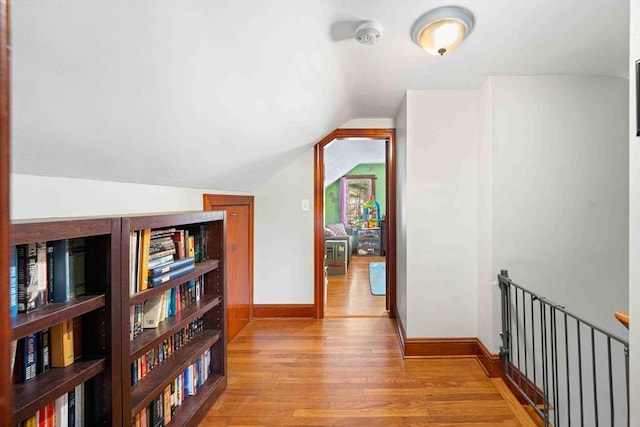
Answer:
[615,312,629,329]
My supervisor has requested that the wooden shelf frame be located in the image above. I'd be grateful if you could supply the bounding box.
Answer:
[11,295,106,341]
[9,217,121,425]
[130,295,222,360]
[130,329,221,415]
[13,359,105,424]
[129,260,220,305]
[120,211,227,426]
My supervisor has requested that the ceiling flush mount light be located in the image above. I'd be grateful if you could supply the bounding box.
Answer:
[355,20,382,46]
[411,6,475,56]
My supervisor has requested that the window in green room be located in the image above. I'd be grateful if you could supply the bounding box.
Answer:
[344,175,375,226]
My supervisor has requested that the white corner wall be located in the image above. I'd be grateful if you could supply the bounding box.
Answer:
[485,76,629,351]
[395,95,408,330]
[628,0,639,423]
[404,90,479,338]
[10,173,233,219]
[477,78,498,351]
[253,147,315,304]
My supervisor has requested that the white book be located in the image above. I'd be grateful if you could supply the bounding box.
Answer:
[75,383,83,427]
[54,393,68,427]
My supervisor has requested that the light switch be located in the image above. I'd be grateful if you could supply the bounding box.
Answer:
[301,199,310,211]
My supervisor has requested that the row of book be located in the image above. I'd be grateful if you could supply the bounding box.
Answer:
[130,225,210,295]
[18,383,84,427]
[10,239,85,316]
[13,318,79,385]
[132,348,212,427]
[131,317,204,387]
[130,276,205,341]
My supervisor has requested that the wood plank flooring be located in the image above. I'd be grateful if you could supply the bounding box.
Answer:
[200,318,534,426]
[325,255,387,317]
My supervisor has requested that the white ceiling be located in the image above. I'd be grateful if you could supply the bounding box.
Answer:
[10,1,629,191]
[324,139,386,187]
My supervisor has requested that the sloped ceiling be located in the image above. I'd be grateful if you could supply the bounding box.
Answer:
[10,1,629,191]
[324,139,386,188]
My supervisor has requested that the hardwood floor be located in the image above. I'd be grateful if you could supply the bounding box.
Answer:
[201,318,535,426]
[325,255,387,318]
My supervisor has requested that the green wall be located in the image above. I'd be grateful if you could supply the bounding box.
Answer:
[324,163,386,225]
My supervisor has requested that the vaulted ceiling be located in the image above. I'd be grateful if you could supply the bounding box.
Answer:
[10,1,629,191]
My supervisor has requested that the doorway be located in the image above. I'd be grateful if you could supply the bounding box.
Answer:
[313,128,396,319]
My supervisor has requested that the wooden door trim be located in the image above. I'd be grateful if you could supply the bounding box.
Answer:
[203,194,254,322]
[0,0,12,418]
[314,128,396,319]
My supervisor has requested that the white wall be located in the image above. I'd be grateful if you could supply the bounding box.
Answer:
[340,118,395,129]
[404,90,479,338]
[10,173,235,219]
[477,78,498,350]
[628,0,639,423]
[253,148,315,304]
[395,96,408,329]
[485,76,629,348]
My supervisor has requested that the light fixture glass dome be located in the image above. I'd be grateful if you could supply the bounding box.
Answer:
[411,6,475,56]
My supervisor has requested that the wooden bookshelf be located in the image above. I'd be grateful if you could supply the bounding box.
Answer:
[9,217,120,425]
[122,211,227,426]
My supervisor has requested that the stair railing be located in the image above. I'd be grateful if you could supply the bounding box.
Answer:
[498,269,629,427]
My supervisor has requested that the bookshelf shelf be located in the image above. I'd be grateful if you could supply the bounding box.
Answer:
[122,211,227,426]
[130,294,222,360]
[130,329,222,415]
[7,211,226,425]
[167,373,226,426]
[9,217,120,425]
[13,358,106,424]
[129,259,220,305]
[11,294,106,341]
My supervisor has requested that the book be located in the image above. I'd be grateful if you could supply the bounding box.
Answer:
[73,316,83,360]
[163,385,172,425]
[46,244,54,303]
[130,232,139,295]
[147,254,174,270]
[68,387,76,427]
[10,246,17,317]
[36,328,50,375]
[148,257,195,278]
[22,415,36,427]
[138,229,151,291]
[148,248,176,261]
[50,319,74,367]
[13,334,37,384]
[54,393,68,427]
[17,243,48,312]
[143,294,165,329]
[51,240,72,303]
[69,238,85,296]
[150,392,164,427]
[75,383,84,427]
[149,263,196,288]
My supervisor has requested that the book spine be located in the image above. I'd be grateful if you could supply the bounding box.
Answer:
[149,264,196,288]
[67,387,75,427]
[50,319,74,367]
[148,257,195,278]
[36,328,50,375]
[138,229,151,291]
[10,246,17,317]
[46,244,54,303]
[52,240,71,303]
[24,334,37,382]
[147,248,176,261]
[69,238,85,296]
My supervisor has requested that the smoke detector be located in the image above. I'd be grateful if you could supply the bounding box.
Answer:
[355,20,382,46]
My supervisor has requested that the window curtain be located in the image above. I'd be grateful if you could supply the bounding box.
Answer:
[339,177,348,225]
